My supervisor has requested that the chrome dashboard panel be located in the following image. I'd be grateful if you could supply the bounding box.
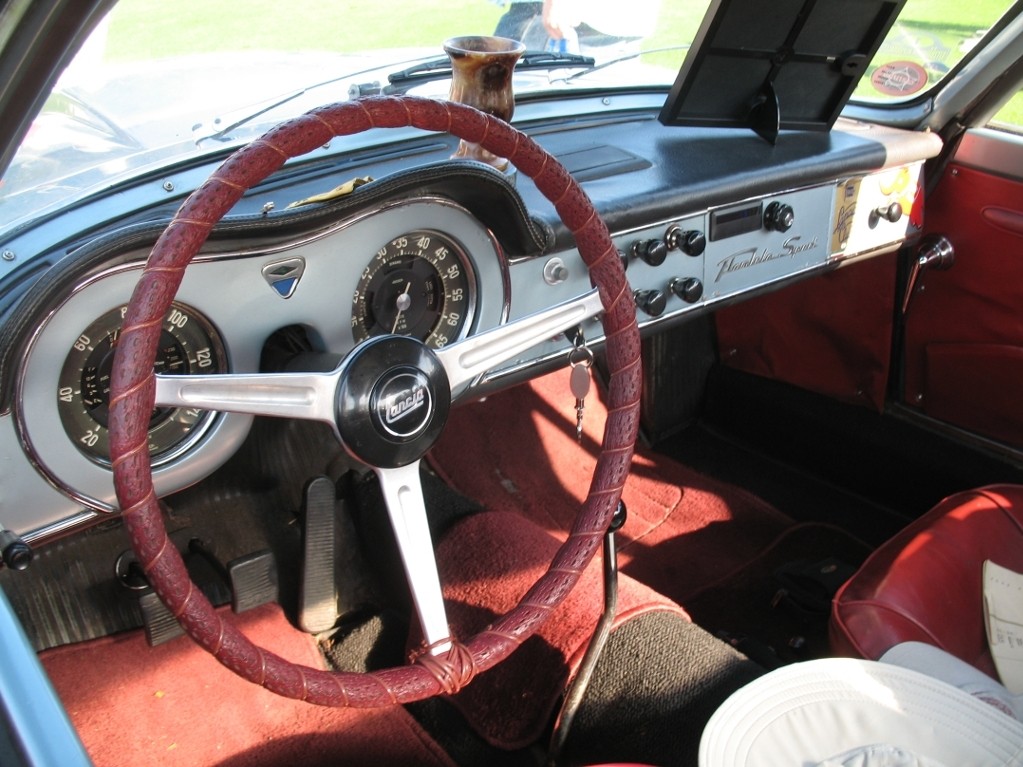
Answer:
[5,197,509,537]
[487,160,928,387]
[0,94,943,545]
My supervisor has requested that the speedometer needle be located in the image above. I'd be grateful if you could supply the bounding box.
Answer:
[391,282,412,333]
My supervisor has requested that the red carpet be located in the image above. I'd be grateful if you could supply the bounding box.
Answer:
[439,510,687,748]
[41,510,688,762]
[40,369,794,764]
[430,368,793,603]
[41,604,456,767]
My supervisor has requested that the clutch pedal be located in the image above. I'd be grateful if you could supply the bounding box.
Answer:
[132,540,278,646]
[139,590,184,646]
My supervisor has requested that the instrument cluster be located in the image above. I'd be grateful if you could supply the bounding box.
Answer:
[7,197,508,539]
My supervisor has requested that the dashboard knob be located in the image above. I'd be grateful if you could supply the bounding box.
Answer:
[634,289,667,317]
[764,201,795,232]
[669,276,704,303]
[679,230,706,256]
[631,238,668,267]
[874,201,903,223]
[665,225,706,256]
[543,257,569,285]
[0,528,32,571]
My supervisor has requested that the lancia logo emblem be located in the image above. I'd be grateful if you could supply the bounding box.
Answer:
[373,370,433,439]
[261,257,305,299]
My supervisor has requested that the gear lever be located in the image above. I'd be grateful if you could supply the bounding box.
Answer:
[547,500,627,766]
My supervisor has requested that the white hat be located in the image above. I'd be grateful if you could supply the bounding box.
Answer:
[699,658,1023,766]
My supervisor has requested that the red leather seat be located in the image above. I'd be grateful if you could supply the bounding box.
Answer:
[830,484,1023,678]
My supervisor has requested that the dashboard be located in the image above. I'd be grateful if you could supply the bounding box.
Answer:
[0,94,942,548]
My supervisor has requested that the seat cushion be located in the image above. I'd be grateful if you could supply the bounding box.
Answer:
[830,484,1023,678]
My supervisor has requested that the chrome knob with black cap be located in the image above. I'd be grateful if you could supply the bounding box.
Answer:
[670,276,704,304]
[630,238,669,267]
[764,201,795,232]
[634,289,668,317]
[0,524,32,571]
[666,225,706,256]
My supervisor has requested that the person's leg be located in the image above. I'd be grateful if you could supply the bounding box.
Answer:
[494,1,543,42]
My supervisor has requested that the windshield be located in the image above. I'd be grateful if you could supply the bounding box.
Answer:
[0,0,1016,237]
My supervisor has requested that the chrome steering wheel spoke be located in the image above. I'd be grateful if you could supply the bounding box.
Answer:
[437,288,603,392]
[154,370,343,427]
[153,288,604,421]
[375,460,451,654]
[150,287,604,656]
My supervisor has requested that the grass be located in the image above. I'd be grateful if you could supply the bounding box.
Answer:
[100,0,1019,120]
[103,0,1010,57]
[104,1,518,59]
[854,0,1009,99]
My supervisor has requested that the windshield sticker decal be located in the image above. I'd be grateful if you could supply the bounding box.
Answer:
[871,61,928,96]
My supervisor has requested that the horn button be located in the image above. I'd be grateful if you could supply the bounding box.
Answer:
[374,369,433,439]
[336,335,450,469]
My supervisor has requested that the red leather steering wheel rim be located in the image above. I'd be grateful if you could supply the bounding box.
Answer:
[108,95,641,706]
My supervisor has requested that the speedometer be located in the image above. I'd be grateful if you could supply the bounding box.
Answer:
[56,302,226,466]
[351,230,475,348]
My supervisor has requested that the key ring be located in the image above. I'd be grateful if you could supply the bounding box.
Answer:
[568,342,594,369]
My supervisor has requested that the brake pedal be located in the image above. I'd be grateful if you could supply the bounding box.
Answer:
[228,550,278,613]
[139,590,184,646]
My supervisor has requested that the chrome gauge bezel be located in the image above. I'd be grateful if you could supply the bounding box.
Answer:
[12,263,251,518]
[55,301,227,467]
[351,228,478,349]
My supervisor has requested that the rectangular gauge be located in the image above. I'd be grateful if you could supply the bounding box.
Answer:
[710,202,763,241]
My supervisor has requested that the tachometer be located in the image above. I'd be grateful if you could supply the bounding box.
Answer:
[351,230,475,348]
[57,302,226,466]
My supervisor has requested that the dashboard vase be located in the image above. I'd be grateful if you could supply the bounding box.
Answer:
[443,35,525,172]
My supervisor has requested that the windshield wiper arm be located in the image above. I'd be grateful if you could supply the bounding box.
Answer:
[554,45,690,84]
[194,48,600,145]
[385,49,595,92]
[516,50,596,69]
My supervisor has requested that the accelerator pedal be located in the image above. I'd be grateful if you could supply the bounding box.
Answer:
[299,476,339,634]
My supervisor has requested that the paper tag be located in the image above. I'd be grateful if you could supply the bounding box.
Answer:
[983,559,1023,693]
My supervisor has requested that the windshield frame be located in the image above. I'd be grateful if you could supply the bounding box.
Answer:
[0,1,113,181]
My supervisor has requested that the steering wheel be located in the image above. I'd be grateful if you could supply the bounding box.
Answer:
[108,95,640,706]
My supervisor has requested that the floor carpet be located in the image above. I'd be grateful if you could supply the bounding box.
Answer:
[430,367,795,604]
[37,368,877,766]
[40,604,457,767]
[683,522,874,666]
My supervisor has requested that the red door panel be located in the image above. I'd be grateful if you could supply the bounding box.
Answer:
[904,155,1023,447]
